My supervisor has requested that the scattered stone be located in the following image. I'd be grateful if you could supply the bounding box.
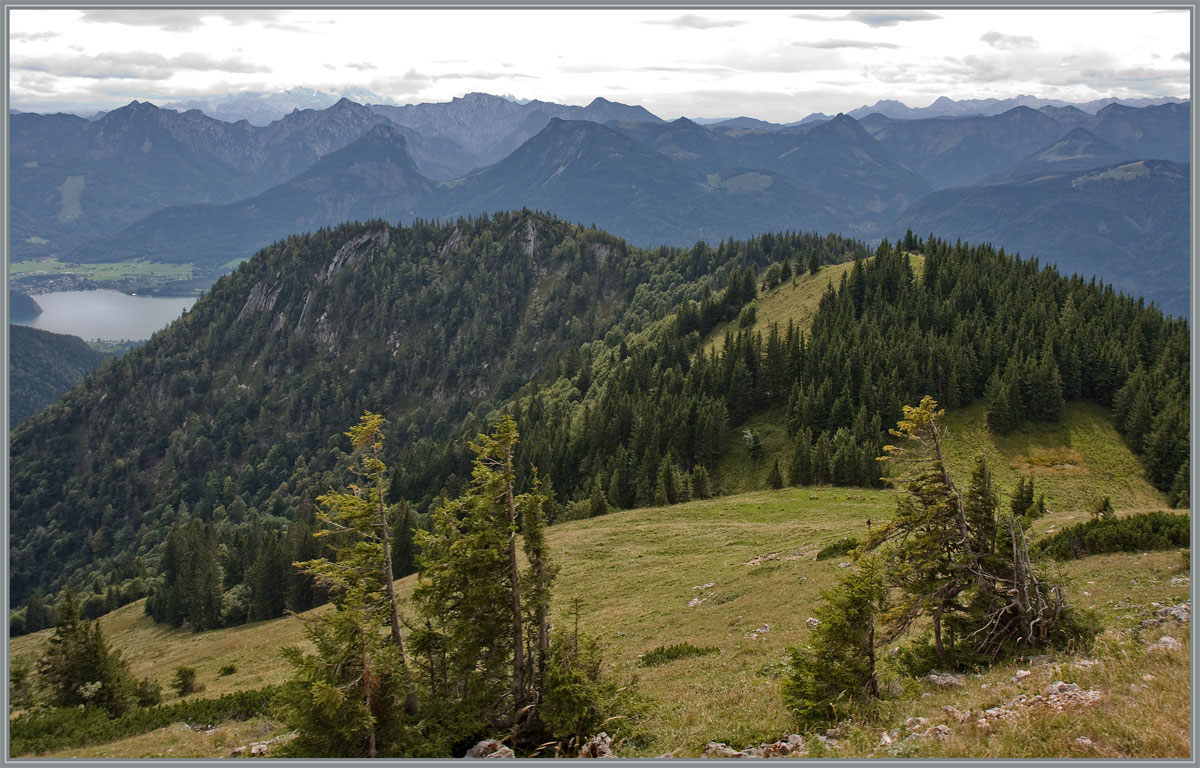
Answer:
[942,705,965,722]
[974,685,1102,729]
[1028,654,1053,667]
[231,731,295,758]
[756,624,770,634]
[702,742,742,759]
[806,617,820,630]
[465,740,515,759]
[877,729,899,747]
[1075,737,1094,748]
[693,582,716,590]
[745,552,781,566]
[926,672,965,688]
[579,732,615,758]
[702,735,804,759]
[923,725,952,741]
[905,717,928,730]
[1013,669,1032,681]
[1170,577,1189,585]
[1150,635,1182,652]
[1072,658,1100,669]
[1045,681,1080,696]
[1157,602,1190,624]
[824,727,843,740]
[837,562,851,568]
[688,596,706,608]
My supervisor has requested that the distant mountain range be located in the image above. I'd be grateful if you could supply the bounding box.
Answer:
[161,86,399,126]
[9,92,1190,314]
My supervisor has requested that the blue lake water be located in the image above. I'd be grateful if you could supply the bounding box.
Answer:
[13,290,196,341]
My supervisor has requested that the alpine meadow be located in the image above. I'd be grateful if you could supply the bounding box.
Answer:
[6,6,1193,762]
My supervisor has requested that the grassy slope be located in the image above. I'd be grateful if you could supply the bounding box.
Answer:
[12,402,1180,758]
[13,248,1185,758]
[704,254,925,356]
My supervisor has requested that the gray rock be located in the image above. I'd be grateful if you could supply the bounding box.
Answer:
[579,732,615,758]
[465,740,515,759]
[1151,635,1183,651]
[1045,681,1080,695]
[926,671,966,688]
[702,742,742,759]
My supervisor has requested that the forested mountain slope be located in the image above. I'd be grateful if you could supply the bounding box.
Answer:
[9,324,108,427]
[10,213,1187,643]
[9,212,860,623]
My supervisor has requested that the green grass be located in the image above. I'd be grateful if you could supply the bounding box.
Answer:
[703,253,925,355]
[8,386,1182,758]
[9,258,193,281]
[714,407,793,494]
[940,400,1168,522]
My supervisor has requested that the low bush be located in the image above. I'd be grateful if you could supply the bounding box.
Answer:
[1035,511,1190,561]
[171,666,200,696]
[10,686,280,756]
[639,642,719,667]
[815,537,860,560]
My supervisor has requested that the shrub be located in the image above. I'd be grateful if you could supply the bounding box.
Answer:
[10,686,279,756]
[639,642,720,667]
[134,677,162,708]
[539,631,625,744]
[171,666,200,696]
[218,664,237,677]
[815,537,860,561]
[1035,511,1190,561]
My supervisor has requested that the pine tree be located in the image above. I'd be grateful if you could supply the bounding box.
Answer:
[870,397,1094,667]
[788,427,812,486]
[282,412,416,757]
[37,590,138,716]
[767,458,783,489]
[782,557,887,726]
[411,415,550,735]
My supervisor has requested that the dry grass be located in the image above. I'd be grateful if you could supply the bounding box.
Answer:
[33,717,290,760]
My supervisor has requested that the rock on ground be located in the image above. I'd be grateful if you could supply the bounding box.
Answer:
[579,732,616,758]
[464,740,515,758]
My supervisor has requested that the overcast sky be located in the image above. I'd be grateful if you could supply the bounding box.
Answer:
[8,8,1192,121]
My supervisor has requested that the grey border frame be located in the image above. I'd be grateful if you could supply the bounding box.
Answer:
[2,1,1196,766]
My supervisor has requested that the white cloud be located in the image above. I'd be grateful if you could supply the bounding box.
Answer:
[793,39,902,50]
[793,11,942,27]
[980,31,1039,50]
[79,10,287,32]
[11,31,59,42]
[13,51,271,80]
[643,14,745,30]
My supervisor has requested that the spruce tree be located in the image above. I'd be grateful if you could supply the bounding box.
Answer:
[782,557,887,726]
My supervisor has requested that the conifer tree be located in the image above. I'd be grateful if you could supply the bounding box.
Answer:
[782,557,887,726]
[37,590,138,716]
[767,458,783,489]
[281,412,417,757]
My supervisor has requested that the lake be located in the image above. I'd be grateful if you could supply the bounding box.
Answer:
[13,289,196,341]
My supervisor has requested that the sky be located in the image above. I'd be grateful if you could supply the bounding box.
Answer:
[8,7,1192,122]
